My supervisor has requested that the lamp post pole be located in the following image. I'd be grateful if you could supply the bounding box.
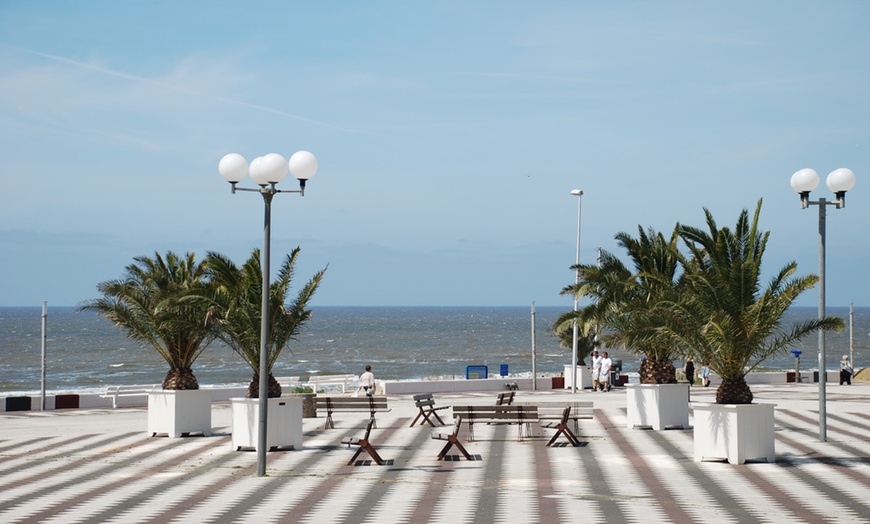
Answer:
[790,167,856,442]
[220,151,319,476]
[570,189,583,394]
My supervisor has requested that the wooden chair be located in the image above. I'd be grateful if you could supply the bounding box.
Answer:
[409,393,450,427]
[433,416,473,460]
[544,406,581,447]
[341,419,385,465]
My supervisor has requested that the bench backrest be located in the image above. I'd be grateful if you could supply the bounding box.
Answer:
[306,375,358,393]
[308,374,356,383]
[453,405,538,422]
[559,406,571,425]
[361,418,374,440]
[451,415,462,435]
[414,393,436,408]
[275,376,301,389]
[516,401,593,418]
[104,385,158,395]
[315,396,389,413]
[496,391,515,405]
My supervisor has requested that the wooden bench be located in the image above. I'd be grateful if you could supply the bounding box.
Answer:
[315,396,390,430]
[306,374,358,393]
[451,405,538,441]
[496,391,515,405]
[542,406,581,447]
[410,393,451,427]
[101,384,159,408]
[433,416,473,460]
[275,376,302,391]
[340,419,386,465]
[516,400,593,435]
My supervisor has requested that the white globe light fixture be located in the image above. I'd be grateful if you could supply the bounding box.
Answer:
[790,168,820,201]
[219,153,249,183]
[218,149,320,477]
[827,167,856,197]
[790,166,856,442]
[289,150,319,184]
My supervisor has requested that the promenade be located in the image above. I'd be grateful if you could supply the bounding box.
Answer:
[1,383,868,523]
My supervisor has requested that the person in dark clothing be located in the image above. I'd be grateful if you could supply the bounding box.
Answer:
[685,357,695,386]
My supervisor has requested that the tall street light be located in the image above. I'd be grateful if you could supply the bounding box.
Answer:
[790,167,856,442]
[219,150,319,476]
[570,189,583,394]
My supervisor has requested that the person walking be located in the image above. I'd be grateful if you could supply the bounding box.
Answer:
[599,351,613,392]
[699,361,711,387]
[359,365,375,397]
[685,357,695,386]
[590,350,602,392]
[840,355,853,385]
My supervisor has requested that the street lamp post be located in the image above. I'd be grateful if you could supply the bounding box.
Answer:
[790,167,856,442]
[570,189,583,394]
[219,150,319,476]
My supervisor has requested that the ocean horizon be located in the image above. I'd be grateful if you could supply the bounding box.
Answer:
[2,305,867,396]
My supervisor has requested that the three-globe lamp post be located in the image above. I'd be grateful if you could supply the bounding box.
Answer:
[790,167,856,442]
[570,189,583,393]
[219,150,319,476]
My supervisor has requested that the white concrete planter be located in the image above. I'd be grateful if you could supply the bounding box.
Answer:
[626,383,689,430]
[563,364,593,390]
[147,389,212,438]
[693,402,775,464]
[231,397,303,452]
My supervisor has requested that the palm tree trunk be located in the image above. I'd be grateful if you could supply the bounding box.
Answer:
[162,368,199,390]
[639,358,677,384]
[716,376,754,404]
[247,373,282,398]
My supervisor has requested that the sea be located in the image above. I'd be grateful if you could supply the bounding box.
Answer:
[1,306,868,396]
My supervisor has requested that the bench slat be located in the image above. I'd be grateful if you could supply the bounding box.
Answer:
[452,405,538,441]
[101,385,159,408]
[315,396,391,429]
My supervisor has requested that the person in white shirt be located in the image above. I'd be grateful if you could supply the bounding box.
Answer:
[840,355,853,385]
[358,365,375,397]
[590,350,603,391]
[599,352,613,392]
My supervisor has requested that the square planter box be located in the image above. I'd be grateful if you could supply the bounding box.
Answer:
[626,383,689,430]
[147,389,212,438]
[693,402,775,464]
[563,364,593,390]
[231,397,303,452]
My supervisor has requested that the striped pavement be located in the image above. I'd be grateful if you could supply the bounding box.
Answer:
[0,383,868,523]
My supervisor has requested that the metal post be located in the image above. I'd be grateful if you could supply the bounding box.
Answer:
[571,191,583,393]
[850,302,854,369]
[257,190,274,476]
[817,198,827,442]
[41,301,47,411]
[531,301,537,391]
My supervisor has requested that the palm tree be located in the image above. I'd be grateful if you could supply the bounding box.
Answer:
[676,200,843,404]
[79,251,215,390]
[204,247,326,398]
[548,319,598,365]
[556,225,686,384]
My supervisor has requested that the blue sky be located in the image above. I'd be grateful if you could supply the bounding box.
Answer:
[1,1,868,308]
